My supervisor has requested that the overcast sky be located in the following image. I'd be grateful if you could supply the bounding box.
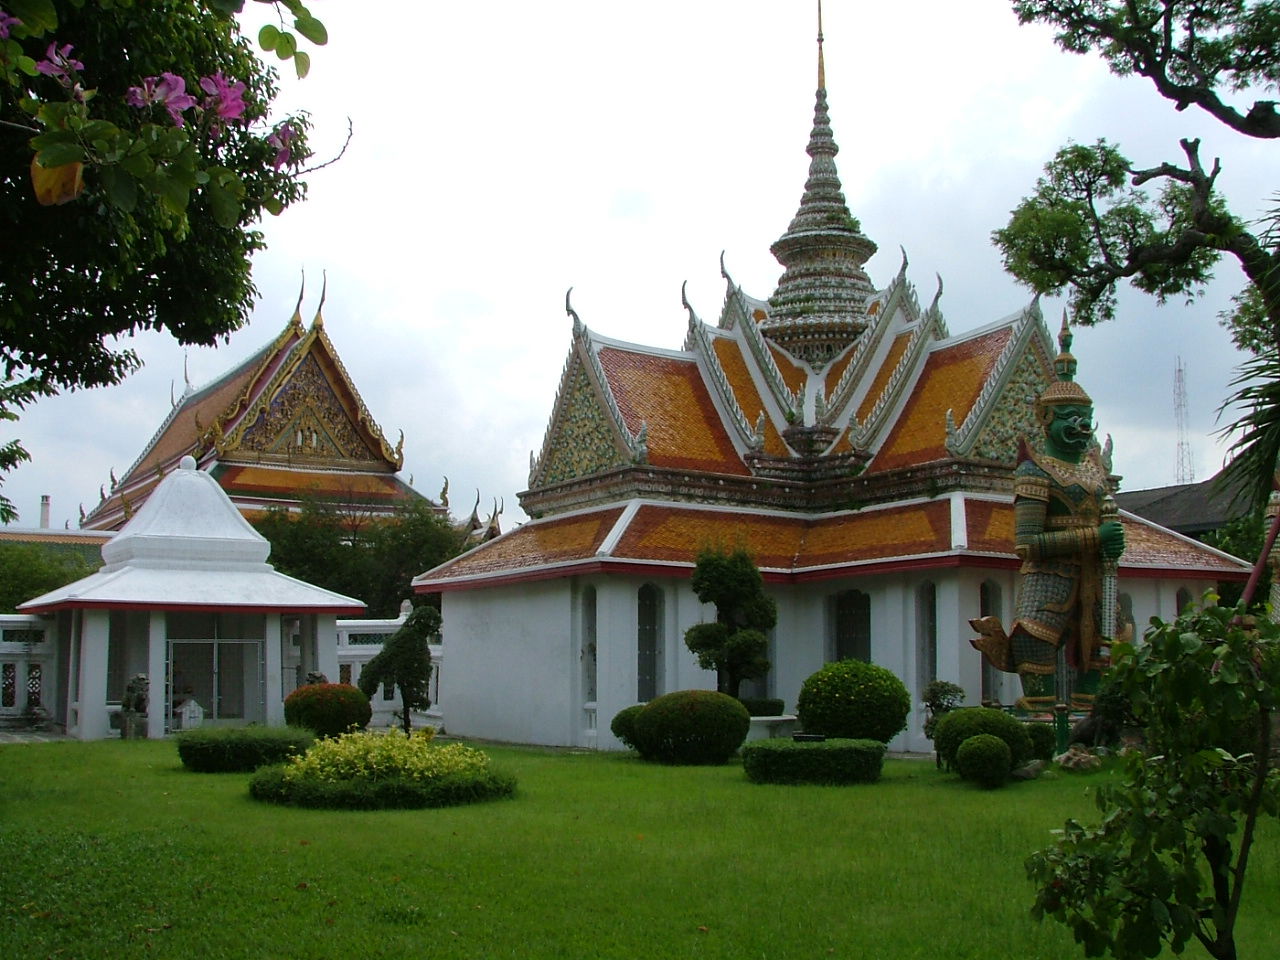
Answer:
[5,1,1275,531]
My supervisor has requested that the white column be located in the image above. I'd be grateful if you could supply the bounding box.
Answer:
[78,609,111,740]
[264,615,283,725]
[147,611,166,738]
[315,614,338,682]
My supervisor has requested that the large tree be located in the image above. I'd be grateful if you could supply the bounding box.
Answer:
[0,0,323,520]
[993,1,1280,501]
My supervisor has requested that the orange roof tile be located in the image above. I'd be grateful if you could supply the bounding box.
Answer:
[1121,515,1247,574]
[768,344,808,397]
[711,337,788,457]
[420,507,626,580]
[824,346,857,403]
[855,331,912,422]
[598,348,749,476]
[798,501,952,567]
[615,507,809,569]
[965,499,1015,554]
[216,465,410,502]
[870,328,1012,473]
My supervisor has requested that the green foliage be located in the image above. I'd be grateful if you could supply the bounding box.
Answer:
[684,546,777,698]
[1028,598,1280,960]
[249,728,515,809]
[741,737,886,785]
[796,660,910,743]
[738,696,785,717]
[922,679,966,741]
[933,707,1033,773]
[631,690,750,765]
[0,539,96,611]
[255,499,462,617]
[1025,722,1057,763]
[176,725,313,772]
[282,682,370,738]
[0,1,318,519]
[955,734,1012,789]
[610,704,645,751]
[357,604,437,734]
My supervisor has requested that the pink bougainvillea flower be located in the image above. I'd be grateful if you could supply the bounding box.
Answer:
[35,42,84,84]
[199,72,247,124]
[125,72,196,126]
[0,9,23,39]
[267,122,297,170]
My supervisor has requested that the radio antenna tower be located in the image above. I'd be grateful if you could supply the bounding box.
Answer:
[1174,356,1195,484]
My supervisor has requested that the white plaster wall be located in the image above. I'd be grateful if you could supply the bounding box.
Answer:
[443,580,577,746]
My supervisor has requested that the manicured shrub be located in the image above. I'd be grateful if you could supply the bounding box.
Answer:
[956,733,1012,789]
[249,729,515,810]
[933,707,1032,773]
[176,725,314,772]
[738,697,785,717]
[631,690,750,765]
[742,738,886,785]
[610,704,646,751]
[795,660,910,743]
[1025,721,1057,763]
[283,683,371,738]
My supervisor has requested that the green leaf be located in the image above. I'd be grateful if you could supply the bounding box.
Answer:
[100,166,137,213]
[150,169,191,215]
[8,0,59,33]
[33,142,86,167]
[258,24,280,52]
[16,55,37,77]
[263,195,285,216]
[207,0,245,15]
[207,181,241,229]
[293,15,327,45]
[293,50,310,79]
[275,31,297,60]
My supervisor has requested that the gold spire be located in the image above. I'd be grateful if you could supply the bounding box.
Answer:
[817,0,825,89]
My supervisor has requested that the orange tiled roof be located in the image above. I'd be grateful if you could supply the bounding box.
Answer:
[417,507,626,581]
[855,331,912,423]
[768,343,808,397]
[615,506,809,569]
[824,345,857,403]
[965,499,1015,554]
[597,347,749,476]
[1120,513,1247,573]
[215,465,412,502]
[797,501,952,567]
[869,328,1013,473]
[710,337,788,457]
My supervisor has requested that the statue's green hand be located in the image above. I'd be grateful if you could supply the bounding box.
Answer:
[1098,520,1125,560]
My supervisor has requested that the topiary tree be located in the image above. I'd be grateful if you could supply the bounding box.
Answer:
[796,660,910,743]
[283,682,371,738]
[630,690,750,765]
[610,704,645,752]
[955,733,1012,789]
[933,707,1033,774]
[357,604,437,734]
[683,546,777,699]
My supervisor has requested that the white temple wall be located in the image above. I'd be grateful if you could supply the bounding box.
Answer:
[442,580,577,747]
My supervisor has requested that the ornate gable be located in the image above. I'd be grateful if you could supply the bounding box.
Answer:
[533,356,631,487]
[960,329,1054,465]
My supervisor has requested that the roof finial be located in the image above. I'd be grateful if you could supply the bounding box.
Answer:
[313,270,327,328]
[291,269,306,328]
[817,0,825,90]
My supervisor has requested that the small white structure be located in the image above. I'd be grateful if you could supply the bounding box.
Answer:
[19,456,364,739]
[336,604,445,729]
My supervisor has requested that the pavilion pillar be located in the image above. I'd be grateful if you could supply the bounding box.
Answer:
[147,611,166,738]
[264,615,284,725]
[315,614,338,683]
[77,609,111,740]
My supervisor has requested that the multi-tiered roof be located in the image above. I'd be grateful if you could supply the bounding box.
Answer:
[83,294,430,531]
[414,20,1244,593]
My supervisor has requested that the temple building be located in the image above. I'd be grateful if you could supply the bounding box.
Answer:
[82,295,434,531]
[412,24,1247,752]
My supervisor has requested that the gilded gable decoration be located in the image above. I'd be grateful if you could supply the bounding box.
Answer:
[532,359,628,486]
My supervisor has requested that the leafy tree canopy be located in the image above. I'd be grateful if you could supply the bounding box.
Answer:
[254,498,463,619]
[0,0,326,519]
[0,539,96,612]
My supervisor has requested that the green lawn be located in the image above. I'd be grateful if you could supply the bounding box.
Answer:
[1,739,1277,960]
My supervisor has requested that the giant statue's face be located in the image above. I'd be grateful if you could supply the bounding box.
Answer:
[1046,403,1094,458]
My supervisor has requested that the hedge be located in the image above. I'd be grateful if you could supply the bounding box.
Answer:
[741,738,887,785]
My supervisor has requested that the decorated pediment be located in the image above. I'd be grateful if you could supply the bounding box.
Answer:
[535,358,630,487]
[233,353,383,465]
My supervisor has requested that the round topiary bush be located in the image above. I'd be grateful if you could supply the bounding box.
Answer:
[956,733,1012,788]
[933,707,1032,773]
[738,697,786,717]
[631,690,750,764]
[795,660,910,743]
[610,704,646,751]
[283,683,372,738]
[248,728,515,810]
[1025,721,1057,763]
